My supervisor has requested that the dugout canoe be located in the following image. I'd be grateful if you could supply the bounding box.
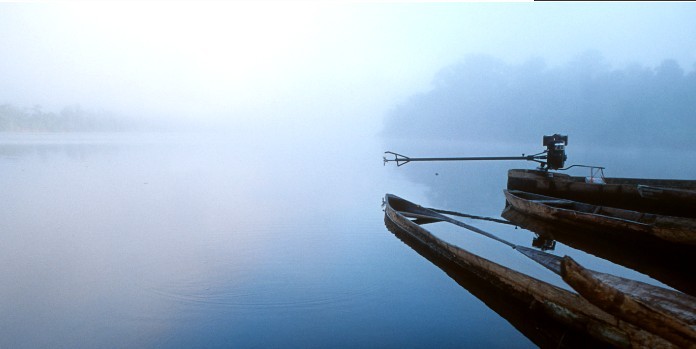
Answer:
[503,189,696,246]
[383,193,686,348]
[638,185,696,204]
[507,169,696,218]
[384,217,612,348]
[560,257,696,349]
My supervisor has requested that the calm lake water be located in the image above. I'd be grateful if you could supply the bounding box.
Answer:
[1,132,691,348]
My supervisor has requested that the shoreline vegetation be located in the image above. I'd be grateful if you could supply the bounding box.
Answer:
[382,54,696,150]
[0,104,140,132]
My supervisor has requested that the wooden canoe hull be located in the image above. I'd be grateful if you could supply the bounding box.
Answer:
[560,256,696,349]
[383,194,677,348]
[639,185,696,204]
[384,217,613,349]
[503,190,696,246]
[507,169,696,218]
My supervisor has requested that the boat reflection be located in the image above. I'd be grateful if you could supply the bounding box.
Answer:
[384,217,613,349]
[501,207,696,296]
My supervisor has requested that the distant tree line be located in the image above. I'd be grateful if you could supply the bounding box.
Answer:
[382,52,696,150]
[0,104,136,132]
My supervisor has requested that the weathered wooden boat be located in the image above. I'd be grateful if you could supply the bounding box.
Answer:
[384,193,694,348]
[508,169,696,218]
[384,218,614,348]
[560,256,696,349]
[638,184,696,205]
[501,207,696,296]
[504,189,696,246]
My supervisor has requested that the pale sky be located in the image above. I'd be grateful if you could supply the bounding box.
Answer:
[1,2,695,129]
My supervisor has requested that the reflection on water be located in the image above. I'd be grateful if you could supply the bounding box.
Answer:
[1,132,537,348]
[502,208,696,296]
[7,132,690,348]
[383,218,612,349]
[381,137,696,347]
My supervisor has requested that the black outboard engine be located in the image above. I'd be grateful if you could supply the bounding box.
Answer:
[542,134,568,170]
[385,133,580,171]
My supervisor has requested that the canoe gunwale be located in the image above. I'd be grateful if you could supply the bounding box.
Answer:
[504,189,696,245]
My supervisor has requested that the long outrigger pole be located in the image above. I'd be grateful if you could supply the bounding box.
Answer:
[384,134,569,170]
[383,151,547,167]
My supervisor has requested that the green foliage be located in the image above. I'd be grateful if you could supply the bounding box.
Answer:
[383,53,696,150]
[0,104,135,132]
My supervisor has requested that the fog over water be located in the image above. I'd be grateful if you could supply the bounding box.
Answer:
[2,2,696,348]
[2,2,696,128]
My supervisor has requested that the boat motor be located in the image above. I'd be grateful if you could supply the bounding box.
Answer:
[542,134,568,170]
[384,134,571,171]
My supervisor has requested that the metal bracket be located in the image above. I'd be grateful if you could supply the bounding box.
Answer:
[383,151,411,167]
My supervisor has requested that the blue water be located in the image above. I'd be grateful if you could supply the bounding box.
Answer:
[0,134,531,348]
[1,132,686,348]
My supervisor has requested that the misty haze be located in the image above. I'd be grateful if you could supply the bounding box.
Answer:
[2,3,695,348]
